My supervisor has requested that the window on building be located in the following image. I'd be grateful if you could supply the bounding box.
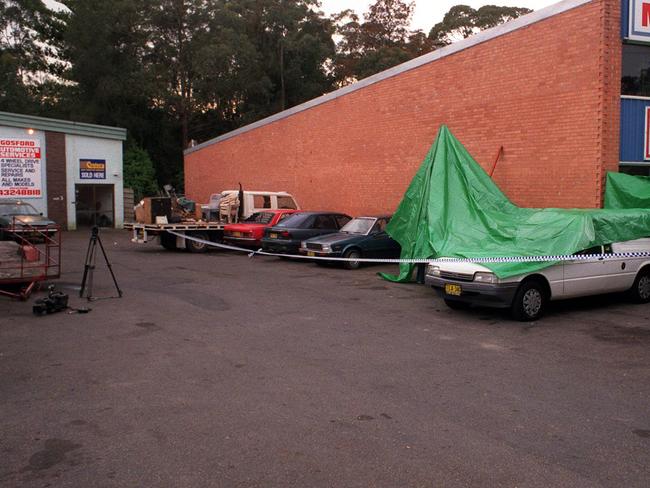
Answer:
[622,44,650,96]
[620,164,650,177]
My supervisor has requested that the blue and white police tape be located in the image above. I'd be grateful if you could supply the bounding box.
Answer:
[166,230,650,265]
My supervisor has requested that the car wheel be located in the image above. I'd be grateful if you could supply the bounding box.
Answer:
[629,268,650,303]
[511,280,547,321]
[186,232,209,253]
[343,249,361,270]
[443,298,470,310]
[160,232,177,251]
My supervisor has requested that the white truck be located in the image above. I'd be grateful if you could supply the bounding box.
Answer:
[425,238,650,321]
[126,190,300,252]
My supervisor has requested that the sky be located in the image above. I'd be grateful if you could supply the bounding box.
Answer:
[318,0,559,32]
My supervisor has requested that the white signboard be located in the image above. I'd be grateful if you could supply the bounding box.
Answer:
[629,0,650,43]
[0,138,42,198]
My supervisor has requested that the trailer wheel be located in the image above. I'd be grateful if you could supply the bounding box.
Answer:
[186,232,209,253]
[160,233,177,251]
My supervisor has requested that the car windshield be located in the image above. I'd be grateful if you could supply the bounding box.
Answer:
[242,212,274,224]
[275,213,312,228]
[340,217,377,235]
[0,203,40,216]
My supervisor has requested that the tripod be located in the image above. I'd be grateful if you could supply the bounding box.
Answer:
[79,226,123,300]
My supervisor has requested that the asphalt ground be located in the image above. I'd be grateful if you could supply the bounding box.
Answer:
[1,229,649,488]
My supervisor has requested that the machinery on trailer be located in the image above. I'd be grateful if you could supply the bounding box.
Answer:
[126,189,300,252]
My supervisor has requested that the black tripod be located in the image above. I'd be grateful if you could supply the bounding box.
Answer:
[80,226,123,300]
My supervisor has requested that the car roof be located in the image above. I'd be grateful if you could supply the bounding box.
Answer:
[252,209,298,213]
[292,211,349,216]
[355,215,392,219]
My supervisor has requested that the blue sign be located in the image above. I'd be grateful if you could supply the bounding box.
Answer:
[80,159,106,179]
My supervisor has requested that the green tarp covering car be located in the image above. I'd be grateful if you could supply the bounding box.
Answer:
[383,126,650,282]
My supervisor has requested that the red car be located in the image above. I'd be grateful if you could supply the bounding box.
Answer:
[223,210,300,248]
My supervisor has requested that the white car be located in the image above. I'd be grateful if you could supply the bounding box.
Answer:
[425,238,650,321]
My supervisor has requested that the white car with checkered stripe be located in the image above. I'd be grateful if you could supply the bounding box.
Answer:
[425,238,650,321]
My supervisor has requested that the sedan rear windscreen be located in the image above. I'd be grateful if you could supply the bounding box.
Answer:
[275,213,314,228]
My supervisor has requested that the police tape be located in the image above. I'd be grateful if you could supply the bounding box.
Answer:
[166,231,650,265]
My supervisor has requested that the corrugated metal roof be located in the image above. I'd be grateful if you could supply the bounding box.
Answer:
[0,111,127,141]
[185,0,593,156]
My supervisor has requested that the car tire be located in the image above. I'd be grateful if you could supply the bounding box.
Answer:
[444,298,470,310]
[629,268,650,303]
[186,232,209,253]
[160,232,177,251]
[343,249,361,270]
[511,279,547,321]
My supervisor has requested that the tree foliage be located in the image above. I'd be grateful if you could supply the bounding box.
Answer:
[430,5,532,45]
[123,142,159,200]
[0,0,65,113]
[333,0,428,83]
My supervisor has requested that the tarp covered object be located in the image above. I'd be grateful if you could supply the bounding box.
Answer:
[604,172,650,209]
[383,126,650,282]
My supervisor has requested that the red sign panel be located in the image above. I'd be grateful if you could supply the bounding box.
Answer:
[0,138,42,198]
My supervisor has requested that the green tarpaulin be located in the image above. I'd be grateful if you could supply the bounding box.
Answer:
[383,126,650,282]
[604,172,650,209]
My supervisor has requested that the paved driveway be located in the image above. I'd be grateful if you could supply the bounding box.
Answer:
[1,229,649,487]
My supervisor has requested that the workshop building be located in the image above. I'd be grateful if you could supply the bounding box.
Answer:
[0,112,127,230]
[185,0,650,216]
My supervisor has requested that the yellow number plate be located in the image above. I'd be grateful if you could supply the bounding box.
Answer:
[307,251,315,257]
[233,231,241,237]
[445,284,462,296]
[270,233,278,239]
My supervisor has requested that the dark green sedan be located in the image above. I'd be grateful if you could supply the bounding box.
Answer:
[299,216,401,269]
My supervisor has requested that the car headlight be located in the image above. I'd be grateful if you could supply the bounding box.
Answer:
[474,272,497,283]
[321,244,331,252]
[301,241,307,249]
[428,264,441,276]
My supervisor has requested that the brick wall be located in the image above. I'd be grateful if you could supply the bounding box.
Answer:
[598,0,622,206]
[45,131,68,228]
[185,0,619,216]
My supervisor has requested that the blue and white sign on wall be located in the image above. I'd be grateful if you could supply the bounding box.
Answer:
[628,0,650,43]
[80,159,106,179]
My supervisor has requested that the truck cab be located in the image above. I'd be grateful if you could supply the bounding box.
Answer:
[203,191,299,222]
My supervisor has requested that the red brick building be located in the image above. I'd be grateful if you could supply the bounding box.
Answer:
[185,0,648,216]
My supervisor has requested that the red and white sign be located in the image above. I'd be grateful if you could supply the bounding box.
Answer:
[629,0,650,43]
[0,138,42,198]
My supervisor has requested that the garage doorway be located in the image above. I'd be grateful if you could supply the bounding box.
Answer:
[75,184,115,228]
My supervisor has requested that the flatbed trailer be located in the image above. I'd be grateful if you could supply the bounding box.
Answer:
[125,222,226,252]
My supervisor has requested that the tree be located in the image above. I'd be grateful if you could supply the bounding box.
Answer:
[123,142,159,200]
[363,0,414,49]
[59,0,153,130]
[0,0,65,113]
[429,5,532,46]
[333,0,424,84]
[233,0,336,119]
[59,0,185,186]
